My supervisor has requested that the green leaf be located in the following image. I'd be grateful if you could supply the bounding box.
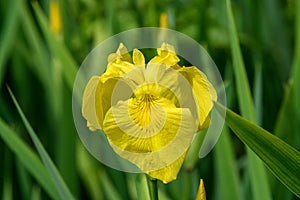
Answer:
[184,130,206,170]
[291,0,300,134]
[8,87,75,200]
[216,103,300,198]
[31,2,79,92]
[274,0,300,149]
[2,150,12,200]
[214,127,243,200]
[0,0,22,88]
[0,119,59,199]
[135,174,151,200]
[226,0,255,121]
[99,171,123,200]
[226,0,272,199]
[213,63,243,200]
[19,3,51,88]
[77,143,104,200]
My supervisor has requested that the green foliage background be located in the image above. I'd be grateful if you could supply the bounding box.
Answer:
[0,0,299,199]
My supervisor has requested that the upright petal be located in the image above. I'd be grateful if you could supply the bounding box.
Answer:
[133,49,145,66]
[148,43,180,67]
[145,64,180,105]
[102,43,135,83]
[107,43,131,63]
[101,60,135,83]
[178,66,217,130]
[82,76,100,131]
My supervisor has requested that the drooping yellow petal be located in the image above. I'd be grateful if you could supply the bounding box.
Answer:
[82,76,100,131]
[95,77,132,129]
[196,179,206,200]
[148,43,180,67]
[103,97,183,152]
[148,151,187,183]
[102,95,197,182]
[178,66,217,130]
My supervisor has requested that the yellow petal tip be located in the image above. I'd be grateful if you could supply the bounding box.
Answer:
[196,179,206,200]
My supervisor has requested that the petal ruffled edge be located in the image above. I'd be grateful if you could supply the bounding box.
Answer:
[148,151,187,183]
[178,66,217,130]
[107,43,132,63]
[102,44,136,83]
[148,43,180,67]
[102,98,197,181]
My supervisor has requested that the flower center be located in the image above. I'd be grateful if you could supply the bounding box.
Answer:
[130,83,162,126]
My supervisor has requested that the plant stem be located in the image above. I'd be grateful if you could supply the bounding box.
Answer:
[147,176,158,200]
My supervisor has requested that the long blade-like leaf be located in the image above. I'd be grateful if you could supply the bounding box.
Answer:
[0,119,59,199]
[214,127,243,200]
[31,2,78,91]
[216,103,300,197]
[225,0,272,199]
[0,0,22,88]
[8,87,75,200]
[291,0,300,141]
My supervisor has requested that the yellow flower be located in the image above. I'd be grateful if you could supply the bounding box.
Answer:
[82,43,217,183]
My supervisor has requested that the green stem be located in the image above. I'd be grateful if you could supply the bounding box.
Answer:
[147,176,158,200]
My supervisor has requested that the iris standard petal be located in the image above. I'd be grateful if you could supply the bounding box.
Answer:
[148,43,180,67]
[107,43,132,63]
[82,76,100,131]
[101,43,137,83]
[133,49,145,66]
[178,66,217,129]
[145,64,181,105]
[100,60,135,83]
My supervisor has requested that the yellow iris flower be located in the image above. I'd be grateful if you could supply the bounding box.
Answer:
[82,43,217,183]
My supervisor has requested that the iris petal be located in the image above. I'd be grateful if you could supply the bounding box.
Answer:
[146,64,180,105]
[178,66,217,129]
[102,43,136,83]
[107,43,132,63]
[82,76,100,131]
[100,61,135,83]
[148,152,187,183]
[103,97,197,182]
[133,49,145,66]
[148,43,180,67]
[95,77,132,129]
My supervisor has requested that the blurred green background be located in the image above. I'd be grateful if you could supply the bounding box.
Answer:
[0,0,299,199]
